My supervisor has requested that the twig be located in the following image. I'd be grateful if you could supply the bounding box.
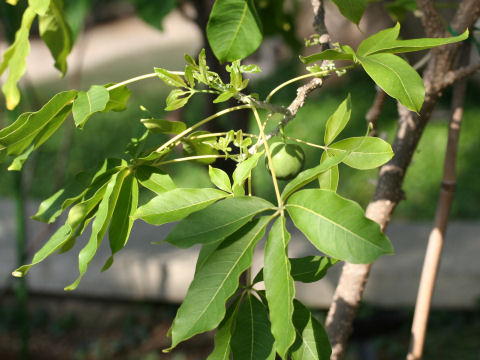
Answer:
[406,43,470,360]
[365,87,387,136]
[441,61,480,88]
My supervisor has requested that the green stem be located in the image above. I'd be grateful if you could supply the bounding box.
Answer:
[250,102,283,211]
[154,154,227,166]
[286,136,327,150]
[265,65,355,102]
[155,105,251,153]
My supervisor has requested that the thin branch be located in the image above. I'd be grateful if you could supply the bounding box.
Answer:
[441,61,480,88]
[406,43,469,360]
[365,87,387,136]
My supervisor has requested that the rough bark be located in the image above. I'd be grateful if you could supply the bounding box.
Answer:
[325,1,480,358]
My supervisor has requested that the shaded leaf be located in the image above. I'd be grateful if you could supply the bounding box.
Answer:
[0,7,36,109]
[290,300,331,360]
[330,0,367,25]
[29,0,50,15]
[129,0,175,30]
[72,85,110,128]
[207,0,263,62]
[287,189,393,263]
[318,164,339,192]
[162,196,274,248]
[209,166,232,193]
[134,188,228,226]
[135,165,176,194]
[103,84,131,112]
[300,49,355,64]
[38,0,72,75]
[167,216,271,350]
[155,67,187,88]
[264,216,295,359]
[140,118,186,134]
[358,53,424,112]
[232,152,263,190]
[231,293,276,360]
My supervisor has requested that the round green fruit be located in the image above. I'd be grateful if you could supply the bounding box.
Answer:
[266,142,305,180]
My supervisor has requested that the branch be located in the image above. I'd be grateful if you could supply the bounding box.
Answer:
[441,61,480,88]
[365,87,387,136]
[406,42,469,360]
[416,0,444,37]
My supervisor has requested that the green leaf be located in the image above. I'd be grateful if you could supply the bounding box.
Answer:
[281,151,347,200]
[213,90,235,103]
[330,0,367,25]
[182,132,219,165]
[103,173,139,271]
[135,165,176,194]
[12,223,72,277]
[140,118,187,134]
[154,67,187,88]
[254,256,338,284]
[300,49,355,64]
[207,0,263,62]
[165,89,193,111]
[65,167,128,290]
[134,188,228,226]
[264,216,295,359]
[38,0,72,75]
[29,0,50,15]
[167,216,271,350]
[286,189,393,263]
[358,53,424,112]
[103,84,131,112]
[163,196,274,248]
[232,152,263,191]
[324,94,351,146]
[290,300,331,360]
[7,144,34,171]
[209,166,232,193]
[231,293,276,360]
[357,23,469,57]
[72,85,110,128]
[318,165,339,192]
[129,0,175,30]
[63,0,91,40]
[0,90,77,163]
[207,296,242,360]
[0,7,36,109]
[328,136,394,170]
[32,171,91,223]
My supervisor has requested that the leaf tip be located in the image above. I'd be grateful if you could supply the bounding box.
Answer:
[12,270,24,278]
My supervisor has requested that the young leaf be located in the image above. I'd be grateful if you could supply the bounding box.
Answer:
[140,118,187,134]
[135,165,176,194]
[328,136,394,170]
[29,0,50,16]
[102,173,139,271]
[300,49,355,64]
[0,90,77,161]
[232,152,263,190]
[209,166,232,193]
[281,151,347,200]
[213,90,235,103]
[231,293,276,360]
[103,84,131,112]
[290,300,331,360]
[207,0,263,62]
[154,67,187,88]
[134,188,228,226]
[165,89,193,111]
[207,295,242,360]
[264,216,295,359]
[358,53,424,112]
[318,165,339,192]
[330,0,367,25]
[167,216,271,350]
[324,94,352,146]
[286,189,393,263]
[254,256,338,284]
[357,23,469,57]
[38,0,72,75]
[0,7,36,109]
[65,168,129,290]
[162,196,275,248]
[72,85,110,128]
[32,171,92,223]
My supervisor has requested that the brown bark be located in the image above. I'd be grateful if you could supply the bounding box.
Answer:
[324,1,480,358]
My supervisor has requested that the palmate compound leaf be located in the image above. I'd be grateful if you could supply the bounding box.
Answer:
[161,196,275,248]
[0,7,36,110]
[0,90,77,170]
[286,189,393,263]
[134,188,229,226]
[206,0,263,62]
[290,300,331,360]
[263,216,295,359]
[166,216,272,351]
[231,293,276,360]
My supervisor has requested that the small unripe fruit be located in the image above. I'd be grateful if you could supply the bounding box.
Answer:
[266,142,305,180]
